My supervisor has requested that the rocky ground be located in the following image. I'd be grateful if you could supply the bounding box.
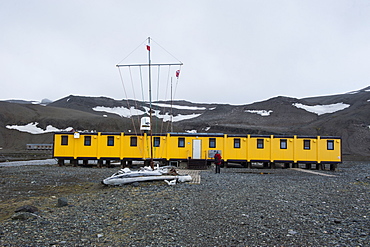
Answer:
[0,161,369,246]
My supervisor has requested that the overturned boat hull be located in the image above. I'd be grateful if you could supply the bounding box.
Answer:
[102,174,192,185]
[102,167,192,185]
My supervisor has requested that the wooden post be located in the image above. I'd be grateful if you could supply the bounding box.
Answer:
[316,163,322,170]
[271,162,276,169]
[128,160,133,168]
[72,159,78,167]
[98,159,103,168]
[58,159,64,166]
[121,160,126,168]
[330,163,337,171]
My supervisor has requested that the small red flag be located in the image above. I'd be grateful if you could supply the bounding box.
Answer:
[176,70,180,78]
[146,45,150,51]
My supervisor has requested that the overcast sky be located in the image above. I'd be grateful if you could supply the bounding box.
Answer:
[1,0,370,105]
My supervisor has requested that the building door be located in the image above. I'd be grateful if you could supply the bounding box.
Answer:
[192,139,202,159]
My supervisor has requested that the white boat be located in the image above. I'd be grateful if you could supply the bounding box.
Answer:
[102,166,192,185]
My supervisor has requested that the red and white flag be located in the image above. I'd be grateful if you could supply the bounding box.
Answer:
[176,70,180,78]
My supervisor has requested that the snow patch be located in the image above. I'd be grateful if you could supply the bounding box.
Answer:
[93,106,201,122]
[148,109,201,122]
[292,102,350,115]
[151,103,206,110]
[245,110,273,116]
[348,91,359,94]
[185,130,197,133]
[171,113,201,122]
[6,122,73,134]
[93,106,144,117]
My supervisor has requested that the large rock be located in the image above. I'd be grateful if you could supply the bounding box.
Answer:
[56,197,68,207]
[11,212,38,221]
[15,205,39,213]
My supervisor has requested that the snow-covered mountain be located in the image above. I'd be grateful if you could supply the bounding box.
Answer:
[1,86,370,159]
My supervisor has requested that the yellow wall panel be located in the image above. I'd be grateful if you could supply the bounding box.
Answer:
[53,133,74,158]
[224,136,248,161]
[270,137,294,161]
[97,134,121,158]
[248,137,271,161]
[318,138,341,162]
[295,138,318,162]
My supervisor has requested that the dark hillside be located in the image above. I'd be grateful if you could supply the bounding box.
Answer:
[0,102,130,152]
[1,86,370,159]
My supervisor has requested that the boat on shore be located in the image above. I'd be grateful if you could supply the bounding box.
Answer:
[102,165,192,185]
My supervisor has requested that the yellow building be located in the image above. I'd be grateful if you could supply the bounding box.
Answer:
[53,132,341,170]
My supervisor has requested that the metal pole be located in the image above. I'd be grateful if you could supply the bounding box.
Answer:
[148,37,154,170]
[171,77,173,132]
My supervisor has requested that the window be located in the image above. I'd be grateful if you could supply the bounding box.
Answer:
[154,137,160,147]
[107,136,114,146]
[280,139,287,149]
[61,135,68,145]
[327,140,334,150]
[304,140,311,150]
[234,138,240,148]
[209,138,216,148]
[130,136,137,147]
[257,139,264,149]
[178,137,185,148]
[84,136,91,146]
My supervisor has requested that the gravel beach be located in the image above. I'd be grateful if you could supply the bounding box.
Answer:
[0,161,369,246]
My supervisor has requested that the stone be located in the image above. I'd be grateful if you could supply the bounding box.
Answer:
[333,219,342,224]
[57,197,68,207]
[11,212,37,220]
[131,182,140,187]
[15,205,39,213]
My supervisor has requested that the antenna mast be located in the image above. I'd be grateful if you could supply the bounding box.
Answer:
[147,37,154,169]
[116,37,183,170]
